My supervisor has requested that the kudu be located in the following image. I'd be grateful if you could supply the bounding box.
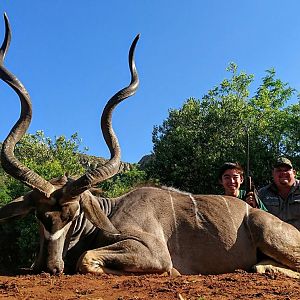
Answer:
[0,14,300,277]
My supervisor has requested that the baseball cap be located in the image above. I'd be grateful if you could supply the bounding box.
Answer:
[273,157,293,169]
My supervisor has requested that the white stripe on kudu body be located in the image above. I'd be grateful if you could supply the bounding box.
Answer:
[168,190,180,253]
[189,194,205,227]
[219,195,238,233]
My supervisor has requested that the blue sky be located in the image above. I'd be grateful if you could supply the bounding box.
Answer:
[0,1,299,163]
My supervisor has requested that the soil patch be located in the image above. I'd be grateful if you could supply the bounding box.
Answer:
[0,270,299,299]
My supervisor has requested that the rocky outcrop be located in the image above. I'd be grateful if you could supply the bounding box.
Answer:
[138,154,154,169]
[79,153,133,173]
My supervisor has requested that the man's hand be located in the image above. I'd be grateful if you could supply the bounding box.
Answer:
[245,191,257,208]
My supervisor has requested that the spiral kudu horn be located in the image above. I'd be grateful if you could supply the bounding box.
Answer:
[64,34,140,198]
[0,13,55,197]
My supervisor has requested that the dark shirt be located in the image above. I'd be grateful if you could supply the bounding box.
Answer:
[258,180,300,230]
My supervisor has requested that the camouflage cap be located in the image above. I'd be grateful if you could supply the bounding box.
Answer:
[273,157,293,169]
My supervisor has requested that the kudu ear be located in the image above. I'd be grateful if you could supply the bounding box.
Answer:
[0,195,34,222]
[79,194,119,235]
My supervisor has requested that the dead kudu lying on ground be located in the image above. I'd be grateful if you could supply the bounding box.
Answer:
[0,14,299,277]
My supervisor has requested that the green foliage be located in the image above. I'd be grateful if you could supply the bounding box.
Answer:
[16,215,40,265]
[148,63,300,194]
[99,165,153,197]
[15,130,86,179]
[0,175,11,204]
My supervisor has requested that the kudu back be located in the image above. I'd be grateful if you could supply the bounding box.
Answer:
[0,14,300,276]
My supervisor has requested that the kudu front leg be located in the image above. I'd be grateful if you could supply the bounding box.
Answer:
[77,238,173,275]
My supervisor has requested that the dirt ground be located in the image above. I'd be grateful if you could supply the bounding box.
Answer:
[0,270,299,300]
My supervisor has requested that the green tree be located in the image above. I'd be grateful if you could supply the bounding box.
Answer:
[14,130,86,180]
[148,63,300,194]
[99,165,155,198]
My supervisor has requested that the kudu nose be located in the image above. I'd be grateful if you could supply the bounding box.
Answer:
[47,261,64,275]
[52,268,62,275]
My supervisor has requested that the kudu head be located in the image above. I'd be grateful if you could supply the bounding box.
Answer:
[0,13,139,274]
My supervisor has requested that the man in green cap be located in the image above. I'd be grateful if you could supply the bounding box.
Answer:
[258,157,300,230]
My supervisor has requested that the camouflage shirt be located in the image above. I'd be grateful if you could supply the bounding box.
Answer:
[258,180,300,230]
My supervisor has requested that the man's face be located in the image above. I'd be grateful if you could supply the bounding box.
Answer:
[220,169,244,197]
[272,165,296,188]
